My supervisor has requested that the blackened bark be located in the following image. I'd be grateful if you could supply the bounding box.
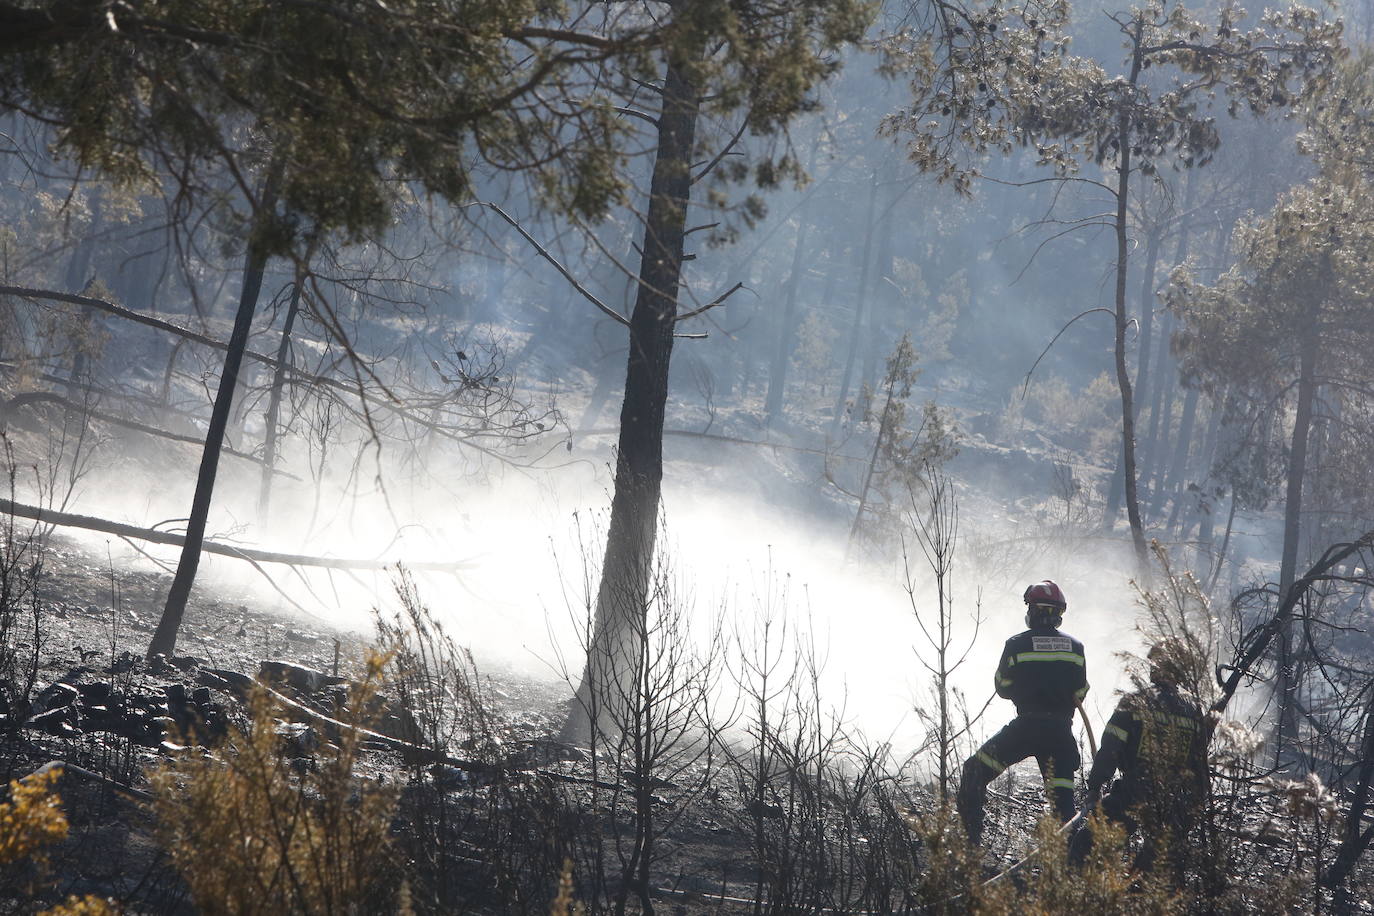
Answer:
[147,175,281,659]
[1138,177,1197,514]
[1113,20,1149,577]
[1102,221,1162,526]
[1190,390,1226,569]
[1274,315,1321,762]
[1153,384,1199,520]
[563,37,702,740]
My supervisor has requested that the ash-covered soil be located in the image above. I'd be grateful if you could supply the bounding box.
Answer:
[6,536,1361,915]
[0,535,587,912]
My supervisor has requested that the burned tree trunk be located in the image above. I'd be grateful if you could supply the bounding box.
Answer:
[1110,27,1150,577]
[147,172,281,660]
[1274,316,1321,762]
[562,39,702,741]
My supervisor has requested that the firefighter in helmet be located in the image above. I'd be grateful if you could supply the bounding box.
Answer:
[956,580,1088,845]
[1070,637,1210,875]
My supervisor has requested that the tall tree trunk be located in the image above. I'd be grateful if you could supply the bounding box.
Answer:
[1112,20,1149,576]
[1190,390,1226,570]
[846,374,900,554]
[1274,316,1321,763]
[1138,175,1197,514]
[562,37,702,741]
[147,171,281,660]
[763,213,812,424]
[1153,384,1199,520]
[1101,221,1162,526]
[829,169,880,438]
[858,175,897,396]
[257,273,304,525]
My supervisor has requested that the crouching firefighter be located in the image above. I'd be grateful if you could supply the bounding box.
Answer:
[1069,637,1210,875]
[956,580,1088,845]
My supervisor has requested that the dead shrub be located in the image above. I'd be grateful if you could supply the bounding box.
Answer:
[910,808,1180,914]
[0,765,117,914]
[151,652,405,916]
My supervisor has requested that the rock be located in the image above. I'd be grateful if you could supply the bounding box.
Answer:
[109,651,140,674]
[29,706,81,736]
[33,682,79,715]
[164,684,192,731]
[259,660,345,695]
[162,683,226,745]
[169,655,206,671]
[276,722,320,757]
[198,668,254,697]
[371,699,423,745]
[430,764,471,790]
[78,682,113,703]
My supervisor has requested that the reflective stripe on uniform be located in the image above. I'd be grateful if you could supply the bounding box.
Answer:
[1149,710,1200,730]
[977,751,1006,774]
[1106,723,1129,742]
[1047,777,1075,790]
[1014,651,1085,665]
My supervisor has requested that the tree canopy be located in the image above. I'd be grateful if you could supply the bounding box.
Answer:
[0,0,655,248]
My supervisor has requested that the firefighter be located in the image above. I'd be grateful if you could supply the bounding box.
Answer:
[956,580,1088,845]
[1070,637,1211,875]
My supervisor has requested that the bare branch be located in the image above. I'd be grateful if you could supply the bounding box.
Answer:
[0,497,473,573]
[1021,307,1117,398]
[675,281,744,322]
[468,202,630,326]
[692,117,750,185]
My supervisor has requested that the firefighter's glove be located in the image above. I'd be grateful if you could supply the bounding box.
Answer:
[1083,786,1102,811]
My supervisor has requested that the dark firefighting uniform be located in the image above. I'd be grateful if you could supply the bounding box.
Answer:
[956,625,1088,844]
[1071,682,1209,872]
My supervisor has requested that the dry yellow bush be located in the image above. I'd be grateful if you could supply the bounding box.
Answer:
[152,652,405,916]
[38,894,118,916]
[912,809,1182,915]
[0,767,69,869]
[0,766,117,914]
[548,859,584,916]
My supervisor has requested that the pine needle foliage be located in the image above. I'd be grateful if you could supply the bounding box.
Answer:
[0,0,656,243]
[151,652,406,916]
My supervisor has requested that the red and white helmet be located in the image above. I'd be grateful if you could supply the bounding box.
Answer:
[1023,580,1067,611]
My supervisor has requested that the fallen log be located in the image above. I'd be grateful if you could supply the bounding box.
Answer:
[29,760,153,803]
[200,668,623,790]
[0,497,470,574]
